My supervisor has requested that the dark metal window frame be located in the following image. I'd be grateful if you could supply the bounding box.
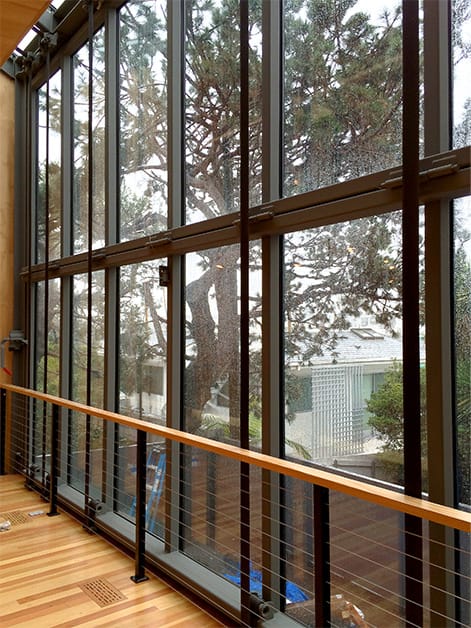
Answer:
[10,0,470,624]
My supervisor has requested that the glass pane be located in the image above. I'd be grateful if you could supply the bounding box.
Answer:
[72,45,89,254]
[452,1,471,148]
[184,245,241,436]
[37,87,48,265]
[182,244,240,567]
[34,279,61,396]
[119,261,168,423]
[71,274,88,403]
[249,242,262,452]
[454,197,470,509]
[181,446,242,574]
[283,484,404,627]
[72,30,106,253]
[284,213,407,485]
[70,272,105,407]
[249,0,262,207]
[181,241,261,571]
[119,0,168,241]
[69,271,105,493]
[36,71,62,263]
[32,283,46,478]
[185,1,240,224]
[32,279,60,481]
[69,274,87,491]
[283,0,402,196]
[116,261,168,528]
[34,282,45,390]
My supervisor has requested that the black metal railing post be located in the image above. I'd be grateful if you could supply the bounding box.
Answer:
[0,387,6,475]
[314,485,330,628]
[48,404,60,517]
[131,429,149,583]
[402,1,423,624]
[83,413,94,531]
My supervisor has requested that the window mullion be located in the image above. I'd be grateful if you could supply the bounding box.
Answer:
[423,0,456,624]
[261,0,283,612]
[166,0,184,553]
[102,6,119,511]
[105,6,119,248]
[402,1,423,625]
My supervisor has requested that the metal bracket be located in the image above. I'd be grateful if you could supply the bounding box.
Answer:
[39,32,58,54]
[147,233,172,249]
[1,330,28,373]
[159,265,170,287]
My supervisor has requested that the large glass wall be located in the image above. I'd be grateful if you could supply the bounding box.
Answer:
[19,0,470,625]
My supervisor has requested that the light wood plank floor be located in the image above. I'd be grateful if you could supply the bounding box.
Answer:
[0,475,225,627]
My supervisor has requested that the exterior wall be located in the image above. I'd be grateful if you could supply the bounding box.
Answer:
[0,71,15,384]
[285,360,396,463]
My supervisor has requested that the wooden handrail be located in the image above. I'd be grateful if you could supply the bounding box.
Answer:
[2,383,470,533]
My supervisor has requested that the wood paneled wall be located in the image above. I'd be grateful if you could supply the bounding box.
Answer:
[0,71,15,384]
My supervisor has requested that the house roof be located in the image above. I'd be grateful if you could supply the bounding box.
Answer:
[307,328,406,366]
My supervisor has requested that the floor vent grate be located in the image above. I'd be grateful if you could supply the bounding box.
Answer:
[79,578,127,607]
[0,511,30,526]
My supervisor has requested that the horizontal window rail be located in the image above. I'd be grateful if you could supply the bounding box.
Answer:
[1,383,470,627]
[20,147,470,284]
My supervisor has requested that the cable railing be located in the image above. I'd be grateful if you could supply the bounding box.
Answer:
[1,382,470,627]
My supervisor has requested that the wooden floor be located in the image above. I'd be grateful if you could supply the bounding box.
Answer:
[0,475,224,627]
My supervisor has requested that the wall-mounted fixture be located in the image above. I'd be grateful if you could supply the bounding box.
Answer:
[1,330,27,375]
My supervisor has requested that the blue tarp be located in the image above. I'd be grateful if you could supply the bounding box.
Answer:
[224,566,309,604]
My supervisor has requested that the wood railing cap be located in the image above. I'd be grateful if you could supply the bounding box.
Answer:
[2,383,470,533]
